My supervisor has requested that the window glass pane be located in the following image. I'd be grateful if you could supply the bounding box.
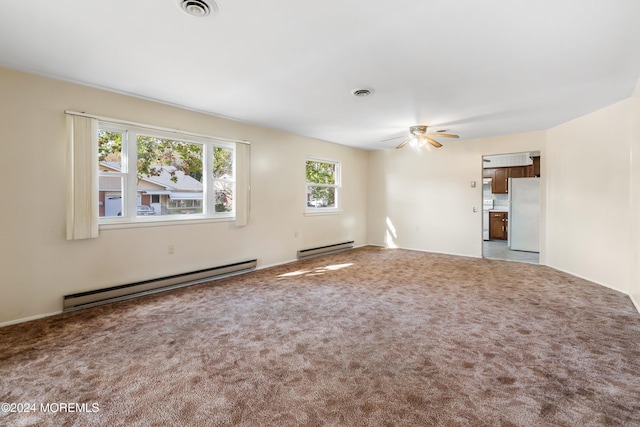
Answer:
[98,130,123,170]
[306,186,336,209]
[306,160,338,210]
[215,181,234,212]
[97,121,238,224]
[99,129,124,218]
[167,198,203,215]
[136,204,158,216]
[99,178,123,218]
[136,135,203,216]
[306,161,336,184]
[213,147,233,178]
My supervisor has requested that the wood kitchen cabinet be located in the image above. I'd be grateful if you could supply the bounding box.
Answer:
[509,166,527,179]
[484,156,541,193]
[492,168,509,193]
[531,156,540,177]
[489,211,508,240]
[485,165,538,193]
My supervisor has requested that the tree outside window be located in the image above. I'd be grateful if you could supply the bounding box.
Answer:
[306,159,339,210]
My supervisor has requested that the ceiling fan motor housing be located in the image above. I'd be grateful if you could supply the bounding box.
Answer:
[395,125,458,150]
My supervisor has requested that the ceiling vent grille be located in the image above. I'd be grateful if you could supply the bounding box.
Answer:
[351,88,374,97]
[181,0,216,17]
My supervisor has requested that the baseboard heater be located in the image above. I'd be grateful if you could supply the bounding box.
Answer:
[297,241,354,259]
[63,259,257,312]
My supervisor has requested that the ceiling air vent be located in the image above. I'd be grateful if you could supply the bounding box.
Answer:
[351,87,374,97]
[181,0,216,17]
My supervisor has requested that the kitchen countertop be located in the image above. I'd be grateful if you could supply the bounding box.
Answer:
[489,209,509,213]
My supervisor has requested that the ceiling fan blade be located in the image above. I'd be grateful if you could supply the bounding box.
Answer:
[396,139,410,149]
[426,133,459,139]
[426,137,443,148]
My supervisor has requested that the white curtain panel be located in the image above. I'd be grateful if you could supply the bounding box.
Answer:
[66,114,99,240]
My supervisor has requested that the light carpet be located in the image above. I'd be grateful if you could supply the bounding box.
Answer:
[1,247,639,426]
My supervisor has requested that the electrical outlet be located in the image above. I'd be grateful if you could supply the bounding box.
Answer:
[168,244,175,255]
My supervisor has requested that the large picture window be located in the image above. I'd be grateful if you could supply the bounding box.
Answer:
[98,123,235,223]
[306,159,340,212]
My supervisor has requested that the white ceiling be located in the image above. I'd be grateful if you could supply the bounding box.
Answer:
[1,0,639,150]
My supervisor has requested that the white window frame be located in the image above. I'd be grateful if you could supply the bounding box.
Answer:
[98,121,236,226]
[305,157,341,215]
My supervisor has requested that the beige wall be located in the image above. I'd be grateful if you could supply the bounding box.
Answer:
[629,83,640,310]
[546,97,637,294]
[367,131,546,258]
[2,65,639,325]
[0,67,368,325]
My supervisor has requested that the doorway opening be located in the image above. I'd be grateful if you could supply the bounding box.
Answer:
[482,151,540,264]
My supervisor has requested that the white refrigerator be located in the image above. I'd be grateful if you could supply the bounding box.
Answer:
[508,177,540,252]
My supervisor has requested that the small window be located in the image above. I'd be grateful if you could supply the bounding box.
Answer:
[306,159,340,212]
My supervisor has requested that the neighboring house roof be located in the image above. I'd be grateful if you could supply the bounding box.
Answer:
[144,165,203,191]
[100,162,203,192]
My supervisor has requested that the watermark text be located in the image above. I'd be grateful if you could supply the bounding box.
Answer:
[1,402,100,413]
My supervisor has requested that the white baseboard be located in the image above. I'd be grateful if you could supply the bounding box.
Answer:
[367,243,481,259]
[544,263,628,295]
[256,258,298,271]
[0,311,62,329]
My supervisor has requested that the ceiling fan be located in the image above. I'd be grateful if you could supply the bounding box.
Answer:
[395,125,459,149]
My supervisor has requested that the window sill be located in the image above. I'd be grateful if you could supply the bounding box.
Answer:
[304,209,343,217]
[99,215,235,230]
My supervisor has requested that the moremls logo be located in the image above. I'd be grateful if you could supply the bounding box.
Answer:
[40,402,100,413]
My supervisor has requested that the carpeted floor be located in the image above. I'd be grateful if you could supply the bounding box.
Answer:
[1,246,639,426]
